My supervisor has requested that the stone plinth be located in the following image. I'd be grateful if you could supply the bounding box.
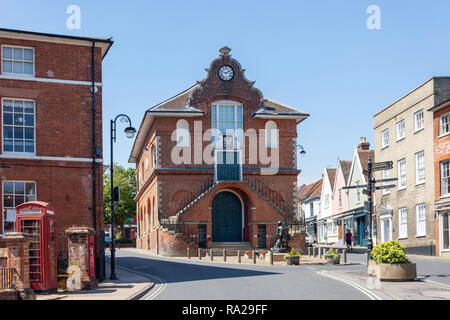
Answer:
[65,227,97,290]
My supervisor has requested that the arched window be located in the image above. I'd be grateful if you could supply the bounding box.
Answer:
[265,120,278,148]
[176,119,190,147]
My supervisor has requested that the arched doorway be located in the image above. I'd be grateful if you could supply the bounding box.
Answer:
[212,191,242,242]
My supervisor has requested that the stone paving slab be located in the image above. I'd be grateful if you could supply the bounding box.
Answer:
[327,270,450,300]
[36,263,154,301]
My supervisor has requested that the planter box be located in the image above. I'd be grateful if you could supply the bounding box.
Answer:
[367,260,417,281]
[286,256,300,265]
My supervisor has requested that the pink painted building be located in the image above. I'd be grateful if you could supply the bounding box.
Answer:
[331,160,352,244]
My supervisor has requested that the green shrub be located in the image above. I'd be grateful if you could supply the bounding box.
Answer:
[370,240,409,264]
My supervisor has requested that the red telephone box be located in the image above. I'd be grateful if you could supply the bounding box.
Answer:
[16,201,57,291]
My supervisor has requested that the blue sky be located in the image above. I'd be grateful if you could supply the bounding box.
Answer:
[1,1,450,185]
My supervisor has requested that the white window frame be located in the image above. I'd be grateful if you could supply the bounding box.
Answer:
[439,113,450,137]
[416,203,426,237]
[398,207,408,239]
[324,194,329,209]
[355,181,361,203]
[398,158,406,190]
[2,180,37,234]
[414,109,424,132]
[440,213,449,252]
[2,97,36,155]
[382,169,390,195]
[396,119,405,141]
[211,100,243,149]
[440,160,450,197]
[1,45,35,77]
[381,129,389,149]
[415,151,425,185]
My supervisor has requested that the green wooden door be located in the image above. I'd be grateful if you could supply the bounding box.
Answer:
[216,151,240,181]
[212,192,242,242]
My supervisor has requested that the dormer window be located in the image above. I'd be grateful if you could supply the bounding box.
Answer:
[2,46,34,76]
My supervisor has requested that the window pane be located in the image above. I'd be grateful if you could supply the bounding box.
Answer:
[24,101,34,113]
[14,140,24,152]
[2,60,12,73]
[25,141,34,153]
[3,126,13,139]
[12,61,22,73]
[25,114,34,126]
[14,114,24,125]
[3,100,13,112]
[14,182,25,194]
[13,48,23,60]
[24,128,34,140]
[3,195,13,208]
[3,182,14,194]
[14,100,23,112]
[3,139,13,152]
[23,62,33,74]
[23,49,33,62]
[15,195,25,206]
[14,127,24,139]
[3,46,12,59]
[25,183,35,195]
[3,113,12,125]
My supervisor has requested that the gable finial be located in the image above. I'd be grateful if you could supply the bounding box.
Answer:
[219,46,232,56]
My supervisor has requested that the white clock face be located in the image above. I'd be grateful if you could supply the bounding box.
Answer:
[218,65,234,81]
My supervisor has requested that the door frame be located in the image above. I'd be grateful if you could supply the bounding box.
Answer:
[380,214,392,243]
[214,149,243,182]
[212,189,245,241]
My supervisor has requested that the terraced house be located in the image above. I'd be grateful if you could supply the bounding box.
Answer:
[130,47,309,255]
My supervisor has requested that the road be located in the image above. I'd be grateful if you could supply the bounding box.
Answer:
[111,249,392,300]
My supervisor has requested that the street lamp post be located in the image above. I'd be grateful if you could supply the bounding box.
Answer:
[110,114,136,280]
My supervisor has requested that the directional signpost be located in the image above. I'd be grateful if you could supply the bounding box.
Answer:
[343,159,397,264]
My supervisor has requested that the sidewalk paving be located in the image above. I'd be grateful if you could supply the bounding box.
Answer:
[327,269,450,300]
[36,262,154,300]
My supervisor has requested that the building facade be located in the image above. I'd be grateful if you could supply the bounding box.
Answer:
[331,160,352,245]
[0,28,112,277]
[428,97,450,257]
[317,168,337,244]
[297,177,322,243]
[374,77,450,255]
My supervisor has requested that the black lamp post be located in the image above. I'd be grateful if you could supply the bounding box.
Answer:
[110,114,136,280]
[297,145,307,157]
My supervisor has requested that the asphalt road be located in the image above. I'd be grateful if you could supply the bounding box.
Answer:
[112,249,392,300]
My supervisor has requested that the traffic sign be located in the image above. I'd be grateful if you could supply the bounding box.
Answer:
[371,161,393,171]
[374,178,398,183]
[362,189,371,196]
[375,184,396,190]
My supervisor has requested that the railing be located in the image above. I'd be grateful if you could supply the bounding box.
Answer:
[243,174,286,211]
[173,176,215,217]
[0,268,15,290]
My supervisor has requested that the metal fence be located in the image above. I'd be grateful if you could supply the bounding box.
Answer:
[0,268,15,290]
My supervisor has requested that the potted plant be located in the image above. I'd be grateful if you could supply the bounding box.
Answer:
[369,240,417,281]
[284,248,301,265]
[244,251,252,259]
[324,248,340,264]
[258,250,268,259]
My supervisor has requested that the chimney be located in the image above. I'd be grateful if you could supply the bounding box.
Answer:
[358,137,370,151]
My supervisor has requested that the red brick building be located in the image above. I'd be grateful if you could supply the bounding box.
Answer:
[129,47,309,255]
[429,99,450,258]
[0,28,113,278]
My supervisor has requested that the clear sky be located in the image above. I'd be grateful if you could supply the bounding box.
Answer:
[1,1,450,185]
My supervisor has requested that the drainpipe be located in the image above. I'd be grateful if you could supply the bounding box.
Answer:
[90,41,100,280]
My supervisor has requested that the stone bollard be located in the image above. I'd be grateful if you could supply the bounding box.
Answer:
[308,247,311,257]
[198,248,201,260]
[187,248,190,259]
[318,247,321,259]
[269,251,273,265]
[238,250,241,263]
[343,249,347,263]
[223,249,227,262]
[313,247,316,258]
[210,249,214,261]
[252,251,256,264]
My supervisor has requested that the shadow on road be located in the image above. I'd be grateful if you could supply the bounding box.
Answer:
[116,255,281,284]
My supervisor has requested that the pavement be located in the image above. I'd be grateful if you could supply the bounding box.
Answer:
[36,259,154,300]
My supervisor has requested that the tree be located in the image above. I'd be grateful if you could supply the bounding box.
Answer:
[103,163,136,236]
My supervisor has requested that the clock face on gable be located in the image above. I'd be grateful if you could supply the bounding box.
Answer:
[218,65,234,81]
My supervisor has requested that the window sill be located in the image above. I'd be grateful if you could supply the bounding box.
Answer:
[438,132,450,139]
[381,145,389,150]
[416,234,426,238]
[398,187,406,191]
[396,137,406,142]
[382,192,390,196]
[1,72,35,78]
[415,181,425,187]
[439,194,450,199]
[398,237,408,240]
[414,127,424,134]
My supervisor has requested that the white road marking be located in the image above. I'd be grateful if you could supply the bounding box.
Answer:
[144,274,167,300]
[317,271,382,300]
